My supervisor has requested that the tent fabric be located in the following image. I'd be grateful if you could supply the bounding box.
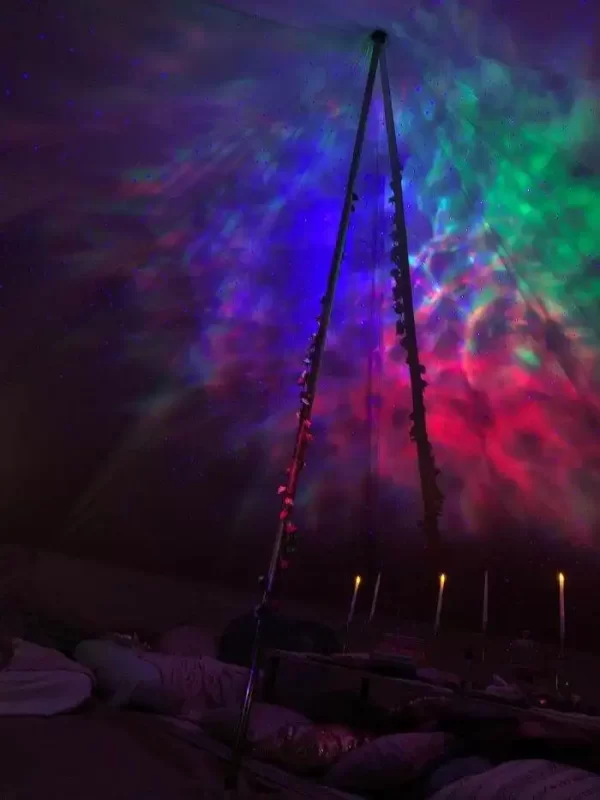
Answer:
[0,0,599,626]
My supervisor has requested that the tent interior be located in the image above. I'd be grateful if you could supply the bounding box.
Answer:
[1,0,600,797]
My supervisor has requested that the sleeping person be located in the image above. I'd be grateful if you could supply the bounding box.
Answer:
[74,628,250,719]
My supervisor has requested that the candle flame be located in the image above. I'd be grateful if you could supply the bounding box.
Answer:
[558,572,565,587]
[439,573,446,587]
[355,575,362,588]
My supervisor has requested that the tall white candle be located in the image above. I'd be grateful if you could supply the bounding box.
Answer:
[558,572,566,655]
[368,572,382,623]
[434,573,446,636]
[347,575,362,626]
[482,570,489,634]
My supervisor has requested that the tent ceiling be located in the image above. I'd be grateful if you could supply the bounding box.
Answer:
[0,0,599,601]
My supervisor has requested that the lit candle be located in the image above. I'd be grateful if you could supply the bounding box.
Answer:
[368,572,382,623]
[347,575,362,626]
[558,572,566,656]
[434,573,446,636]
[482,570,489,634]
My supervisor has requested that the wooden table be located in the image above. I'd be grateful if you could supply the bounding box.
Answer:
[264,651,453,713]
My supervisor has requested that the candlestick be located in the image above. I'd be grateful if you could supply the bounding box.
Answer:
[368,572,382,623]
[482,570,489,634]
[347,575,362,627]
[433,573,446,636]
[558,571,565,656]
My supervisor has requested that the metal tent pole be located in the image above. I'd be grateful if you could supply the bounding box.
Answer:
[224,29,387,795]
[379,47,444,557]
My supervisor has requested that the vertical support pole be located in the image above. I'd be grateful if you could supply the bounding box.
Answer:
[224,29,387,796]
[379,47,443,556]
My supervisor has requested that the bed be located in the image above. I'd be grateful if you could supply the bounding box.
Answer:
[4,606,600,800]
[0,709,361,800]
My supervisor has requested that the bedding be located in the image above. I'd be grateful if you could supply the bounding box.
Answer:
[75,639,249,714]
[0,712,207,799]
[2,661,600,800]
[0,639,93,716]
[141,652,249,712]
[429,759,600,800]
[324,731,453,793]
[424,756,494,795]
[164,714,365,800]
[0,709,361,800]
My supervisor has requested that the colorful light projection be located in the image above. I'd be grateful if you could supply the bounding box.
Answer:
[117,8,600,546]
[4,0,599,551]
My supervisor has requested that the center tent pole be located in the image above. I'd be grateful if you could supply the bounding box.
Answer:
[379,47,444,559]
[225,29,387,795]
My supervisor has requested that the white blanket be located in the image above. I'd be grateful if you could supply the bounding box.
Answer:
[0,640,94,716]
[430,760,600,800]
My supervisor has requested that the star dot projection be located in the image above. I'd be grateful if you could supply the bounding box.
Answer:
[0,0,599,588]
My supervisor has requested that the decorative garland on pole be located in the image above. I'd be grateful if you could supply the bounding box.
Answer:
[226,30,445,795]
[225,30,387,794]
[379,48,444,554]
